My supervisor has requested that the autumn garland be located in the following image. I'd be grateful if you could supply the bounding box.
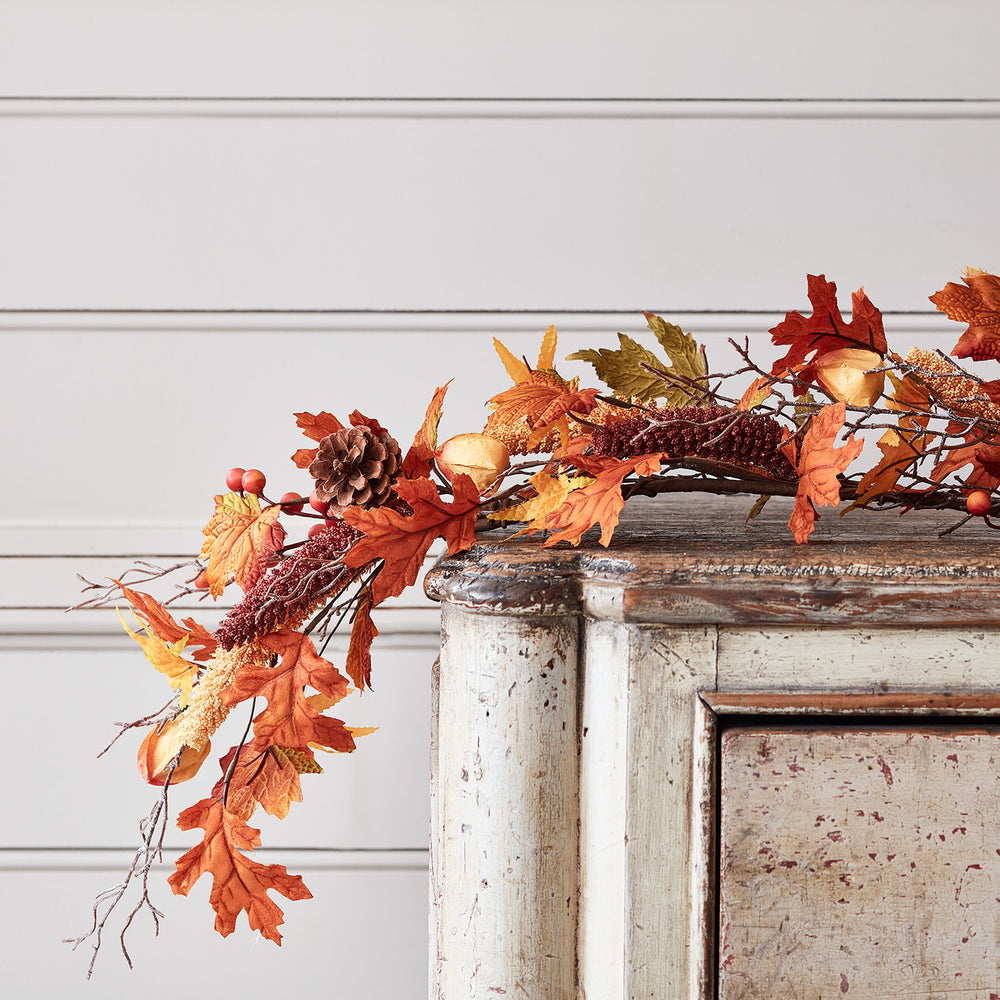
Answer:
[69,268,1000,973]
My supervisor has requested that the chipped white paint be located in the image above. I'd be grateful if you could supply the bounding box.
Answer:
[431,604,579,1000]
[718,626,1000,693]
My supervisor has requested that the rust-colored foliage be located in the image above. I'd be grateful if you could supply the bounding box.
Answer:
[931,439,1000,492]
[168,749,311,944]
[542,453,664,547]
[222,629,356,753]
[291,410,346,468]
[342,474,481,604]
[223,745,305,822]
[930,267,1000,362]
[771,274,887,382]
[115,582,216,661]
[346,585,378,692]
[487,378,598,450]
[200,493,286,598]
[780,401,863,543]
[402,381,451,480]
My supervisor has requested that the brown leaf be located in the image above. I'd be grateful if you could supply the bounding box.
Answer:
[781,401,863,543]
[200,493,286,597]
[342,474,480,605]
[929,267,1000,362]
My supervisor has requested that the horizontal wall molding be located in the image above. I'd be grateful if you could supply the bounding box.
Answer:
[2,97,1000,121]
[0,847,428,872]
[0,310,955,335]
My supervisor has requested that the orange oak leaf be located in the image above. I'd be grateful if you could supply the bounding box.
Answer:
[771,275,887,381]
[780,401,863,543]
[402,381,452,480]
[200,492,286,598]
[169,793,311,943]
[222,629,356,753]
[542,453,664,547]
[929,267,1000,361]
[115,582,217,661]
[342,474,480,605]
[346,586,378,692]
[219,744,304,823]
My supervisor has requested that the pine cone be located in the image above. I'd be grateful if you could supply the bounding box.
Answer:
[309,426,402,514]
[591,402,795,481]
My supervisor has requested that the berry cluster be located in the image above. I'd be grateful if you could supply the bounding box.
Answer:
[215,519,363,649]
[591,402,795,481]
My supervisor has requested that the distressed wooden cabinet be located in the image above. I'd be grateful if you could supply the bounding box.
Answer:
[424,495,1000,1000]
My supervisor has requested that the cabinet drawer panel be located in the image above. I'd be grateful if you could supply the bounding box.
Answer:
[720,728,1000,999]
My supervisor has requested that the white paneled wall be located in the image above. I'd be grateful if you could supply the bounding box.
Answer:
[2,2,999,996]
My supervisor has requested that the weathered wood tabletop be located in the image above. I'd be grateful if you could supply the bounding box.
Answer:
[427,493,1000,626]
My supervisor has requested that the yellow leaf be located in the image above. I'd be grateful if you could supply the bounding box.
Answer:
[537,325,558,370]
[200,492,286,598]
[117,608,199,707]
[488,471,593,534]
[492,338,531,384]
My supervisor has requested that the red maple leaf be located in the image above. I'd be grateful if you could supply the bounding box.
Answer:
[543,453,664,547]
[342,474,480,605]
[222,629,356,753]
[781,401,863,543]
[770,275,888,382]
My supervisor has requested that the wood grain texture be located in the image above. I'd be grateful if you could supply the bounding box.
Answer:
[427,494,1000,626]
[720,727,1000,999]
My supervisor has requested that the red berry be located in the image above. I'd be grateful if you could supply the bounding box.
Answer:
[966,490,992,517]
[242,469,267,495]
[309,489,331,515]
[280,491,304,514]
[225,467,246,492]
[308,522,328,539]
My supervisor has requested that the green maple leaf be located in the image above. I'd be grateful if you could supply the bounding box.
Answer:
[566,312,708,405]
